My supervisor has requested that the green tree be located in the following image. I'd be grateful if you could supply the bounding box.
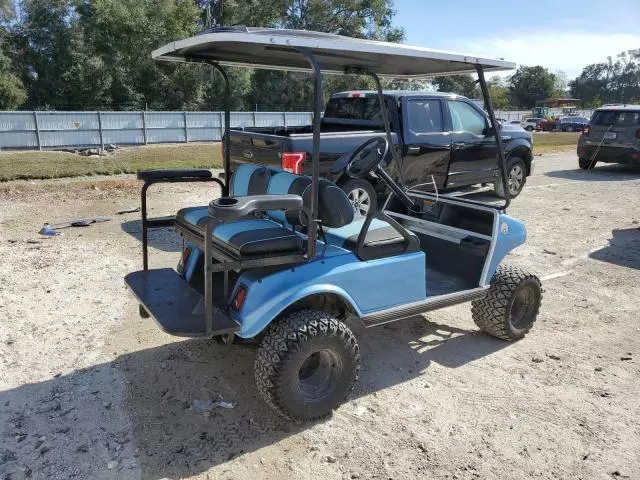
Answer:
[432,74,479,99]
[241,0,405,109]
[486,75,511,109]
[570,50,640,106]
[0,30,26,109]
[508,66,557,109]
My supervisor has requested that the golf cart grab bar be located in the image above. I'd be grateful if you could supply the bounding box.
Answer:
[137,168,224,271]
[208,194,304,221]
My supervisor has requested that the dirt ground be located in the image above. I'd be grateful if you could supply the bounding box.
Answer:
[1,151,639,480]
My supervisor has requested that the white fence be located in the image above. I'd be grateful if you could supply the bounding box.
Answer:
[0,111,313,150]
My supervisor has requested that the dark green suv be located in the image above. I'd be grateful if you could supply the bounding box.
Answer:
[577,105,640,169]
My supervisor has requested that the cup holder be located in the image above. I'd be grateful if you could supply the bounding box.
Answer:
[213,197,239,207]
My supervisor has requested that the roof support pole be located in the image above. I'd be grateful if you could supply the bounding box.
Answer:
[366,72,402,172]
[209,62,231,196]
[366,71,416,210]
[298,48,322,259]
[476,65,511,209]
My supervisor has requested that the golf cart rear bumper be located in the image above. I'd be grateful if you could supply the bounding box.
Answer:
[125,268,239,337]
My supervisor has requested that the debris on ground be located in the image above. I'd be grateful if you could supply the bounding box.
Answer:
[38,216,111,235]
[546,353,561,360]
[532,355,544,363]
[352,404,367,417]
[39,225,63,236]
[190,398,234,414]
[117,206,140,214]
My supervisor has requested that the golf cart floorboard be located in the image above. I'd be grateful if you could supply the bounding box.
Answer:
[125,268,239,337]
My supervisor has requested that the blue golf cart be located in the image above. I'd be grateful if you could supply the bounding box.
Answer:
[125,28,542,421]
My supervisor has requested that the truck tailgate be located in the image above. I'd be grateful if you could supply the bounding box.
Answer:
[227,130,287,169]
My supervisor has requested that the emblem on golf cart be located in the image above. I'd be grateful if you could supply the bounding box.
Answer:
[242,150,254,159]
[501,222,509,234]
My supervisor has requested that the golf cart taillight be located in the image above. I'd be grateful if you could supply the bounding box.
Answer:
[348,92,362,98]
[232,286,247,311]
[281,152,306,174]
[582,127,590,136]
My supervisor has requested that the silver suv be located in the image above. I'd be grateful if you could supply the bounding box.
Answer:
[577,106,640,169]
[521,117,543,132]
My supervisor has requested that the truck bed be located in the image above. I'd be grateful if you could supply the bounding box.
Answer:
[227,124,396,175]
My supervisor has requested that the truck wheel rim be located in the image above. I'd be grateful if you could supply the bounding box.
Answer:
[508,165,523,195]
[297,349,342,401]
[348,188,371,217]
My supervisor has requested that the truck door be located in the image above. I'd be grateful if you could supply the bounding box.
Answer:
[445,99,498,188]
[400,98,451,191]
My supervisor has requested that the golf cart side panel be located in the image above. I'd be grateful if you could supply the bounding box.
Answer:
[233,249,427,338]
[483,214,526,283]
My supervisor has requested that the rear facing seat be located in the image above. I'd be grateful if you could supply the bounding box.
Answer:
[175,165,316,256]
[174,163,418,260]
[174,163,272,238]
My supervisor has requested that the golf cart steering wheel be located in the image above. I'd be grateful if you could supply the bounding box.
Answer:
[346,137,389,179]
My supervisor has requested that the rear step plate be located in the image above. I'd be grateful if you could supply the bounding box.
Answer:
[125,268,239,337]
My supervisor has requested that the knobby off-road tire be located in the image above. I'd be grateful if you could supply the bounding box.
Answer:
[255,309,360,421]
[471,265,542,341]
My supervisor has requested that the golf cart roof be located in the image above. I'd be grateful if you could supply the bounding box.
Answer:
[152,27,515,77]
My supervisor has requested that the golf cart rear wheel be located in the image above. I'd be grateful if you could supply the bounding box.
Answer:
[471,265,542,341]
[495,157,527,199]
[579,157,596,170]
[255,309,360,421]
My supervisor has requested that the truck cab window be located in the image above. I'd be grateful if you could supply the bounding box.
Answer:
[406,99,443,134]
[447,100,487,136]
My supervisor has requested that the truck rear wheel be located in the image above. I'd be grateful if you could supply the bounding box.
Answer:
[255,309,360,421]
[471,265,542,341]
[341,178,377,218]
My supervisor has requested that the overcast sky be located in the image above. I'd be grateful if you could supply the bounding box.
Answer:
[393,0,640,79]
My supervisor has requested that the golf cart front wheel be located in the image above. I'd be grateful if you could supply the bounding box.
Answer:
[471,265,542,341]
[255,309,360,421]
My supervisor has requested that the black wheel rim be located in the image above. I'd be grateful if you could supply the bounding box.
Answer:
[297,349,342,401]
[510,285,537,330]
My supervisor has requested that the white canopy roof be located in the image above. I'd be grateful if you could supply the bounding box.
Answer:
[152,27,516,77]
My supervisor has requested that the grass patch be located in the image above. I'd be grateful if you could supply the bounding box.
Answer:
[532,132,580,153]
[1,134,577,182]
[0,143,222,181]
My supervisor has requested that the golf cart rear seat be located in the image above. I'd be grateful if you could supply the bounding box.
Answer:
[174,163,418,261]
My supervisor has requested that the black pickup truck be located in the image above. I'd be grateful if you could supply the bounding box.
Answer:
[228,91,534,216]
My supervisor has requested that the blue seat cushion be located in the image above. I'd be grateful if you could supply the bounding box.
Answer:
[230,164,271,197]
[212,219,304,256]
